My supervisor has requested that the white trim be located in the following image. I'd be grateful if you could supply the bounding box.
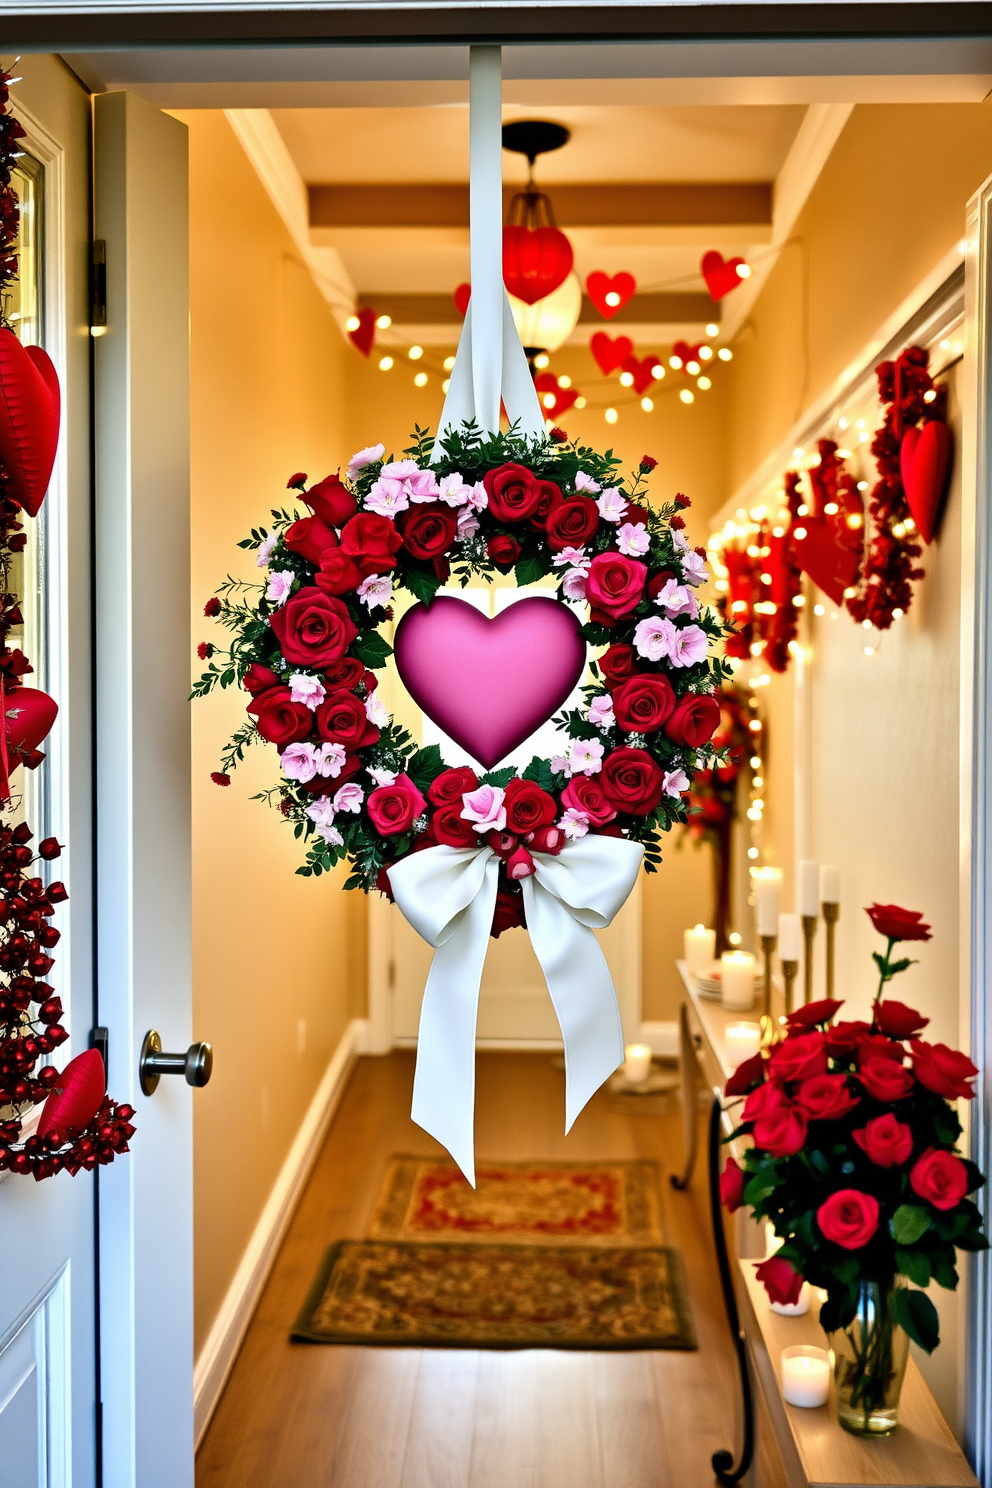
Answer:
[192,1016,368,1447]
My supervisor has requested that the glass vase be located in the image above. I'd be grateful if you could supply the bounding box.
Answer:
[828,1281,910,1436]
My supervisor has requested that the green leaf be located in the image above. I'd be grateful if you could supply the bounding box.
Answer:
[479,766,517,789]
[893,1287,940,1354]
[891,1204,931,1245]
[407,743,445,791]
[514,551,552,585]
[404,567,442,606]
[352,632,393,668]
[895,1247,932,1287]
[819,1285,858,1334]
[931,1254,959,1291]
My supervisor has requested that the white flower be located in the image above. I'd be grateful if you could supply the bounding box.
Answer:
[550,755,570,775]
[288,672,326,710]
[560,808,590,839]
[680,548,709,587]
[358,574,392,609]
[667,624,709,667]
[567,738,605,777]
[552,545,589,570]
[633,615,677,661]
[663,768,690,797]
[561,567,588,602]
[365,691,390,727]
[460,784,507,833]
[256,531,278,568]
[368,766,398,787]
[347,443,385,478]
[672,528,689,551]
[365,477,410,519]
[456,508,480,541]
[438,473,475,508]
[282,742,319,782]
[266,570,294,607]
[306,796,337,828]
[318,825,344,846]
[574,470,601,494]
[380,459,419,479]
[617,522,649,558]
[655,578,698,619]
[587,694,616,730]
[332,782,365,813]
[596,488,628,524]
[315,742,348,778]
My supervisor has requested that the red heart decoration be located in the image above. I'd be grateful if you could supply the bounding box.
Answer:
[672,340,702,367]
[348,308,376,358]
[621,355,659,396]
[535,372,579,420]
[701,250,748,301]
[900,421,952,544]
[0,328,61,517]
[590,332,634,376]
[792,509,861,605]
[5,686,58,759]
[586,271,636,319]
[502,225,573,305]
[453,282,472,317]
[37,1048,107,1138]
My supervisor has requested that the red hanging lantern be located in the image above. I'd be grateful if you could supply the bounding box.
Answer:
[500,120,575,306]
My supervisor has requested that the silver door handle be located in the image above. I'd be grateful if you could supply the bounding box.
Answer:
[139,1028,213,1096]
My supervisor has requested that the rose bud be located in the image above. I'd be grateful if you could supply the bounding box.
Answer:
[47,882,68,903]
[38,838,62,860]
[486,830,518,858]
[527,825,564,855]
[506,846,536,881]
[12,823,33,846]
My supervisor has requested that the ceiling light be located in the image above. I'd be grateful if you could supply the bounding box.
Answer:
[509,275,582,357]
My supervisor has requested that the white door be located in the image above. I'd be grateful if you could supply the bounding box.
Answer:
[0,57,100,1488]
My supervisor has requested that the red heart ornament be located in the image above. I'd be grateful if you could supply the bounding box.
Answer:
[348,307,376,358]
[900,421,952,544]
[672,340,702,367]
[701,250,748,301]
[37,1048,107,1138]
[5,686,58,759]
[502,225,573,305]
[621,355,659,396]
[590,332,634,376]
[453,282,472,317]
[586,271,636,319]
[0,328,61,517]
[534,372,578,420]
[792,509,861,606]
[394,595,586,769]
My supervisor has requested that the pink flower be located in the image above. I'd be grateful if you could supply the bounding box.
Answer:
[561,567,589,602]
[668,624,708,667]
[367,766,398,786]
[347,443,385,478]
[365,691,390,727]
[306,796,336,827]
[456,508,481,540]
[465,481,488,511]
[357,574,392,608]
[282,742,320,782]
[266,570,294,606]
[680,549,709,586]
[633,615,677,661]
[655,578,698,618]
[407,469,441,503]
[365,478,410,518]
[288,672,326,710]
[381,459,419,479]
[596,489,628,523]
[574,470,601,494]
[315,742,348,777]
[560,807,590,839]
[617,522,649,557]
[438,473,475,507]
[663,767,690,796]
[588,694,616,729]
[257,531,278,567]
[552,545,590,570]
[567,739,605,776]
[550,754,570,775]
[461,784,507,833]
[332,782,365,813]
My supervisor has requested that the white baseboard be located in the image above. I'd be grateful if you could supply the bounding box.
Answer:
[640,1020,679,1057]
[193,1016,368,1447]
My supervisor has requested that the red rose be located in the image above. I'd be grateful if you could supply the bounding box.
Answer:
[432,803,477,848]
[854,1113,913,1167]
[910,1039,978,1100]
[720,1156,744,1212]
[399,503,458,561]
[768,1031,827,1085]
[755,1256,804,1308]
[315,549,363,597]
[428,767,479,806]
[856,1033,906,1066]
[243,663,279,695]
[866,902,932,941]
[586,553,647,623]
[287,471,307,490]
[284,514,339,564]
[599,644,640,684]
[817,1189,879,1249]
[873,1000,930,1039]
[910,1149,970,1210]
[366,773,427,837]
[211,771,231,786]
[647,569,676,600]
[304,473,358,529]
[795,1073,860,1121]
[825,1020,872,1057]
[503,778,556,835]
[483,463,542,523]
[492,887,526,936]
[38,838,62,861]
[339,512,403,577]
[624,502,650,528]
[529,479,563,530]
[601,748,664,816]
[787,998,844,1031]
[324,657,366,689]
[506,846,537,880]
[743,1080,780,1123]
[561,774,617,827]
[858,1058,915,1101]
[247,687,312,746]
[269,588,358,669]
[528,824,564,854]
[204,597,221,617]
[545,496,599,552]
[725,1051,764,1097]
[487,534,521,569]
[664,693,721,748]
[640,456,658,472]
[315,688,379,750]
[753,1097,808,1157]
[612,675,676,734]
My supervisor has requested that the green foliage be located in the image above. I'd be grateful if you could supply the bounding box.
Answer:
[891,1205,931,1245]
[352,631,393,668]
[479,766,517,789]
[893,1287,940,1353]
[403,567,443,606]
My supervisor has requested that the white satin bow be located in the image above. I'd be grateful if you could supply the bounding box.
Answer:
[387,834,644,1184]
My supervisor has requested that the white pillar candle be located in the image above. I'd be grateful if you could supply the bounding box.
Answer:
[778,912,802,962]
[684,923,716,973]
[751,867,782,936]
[819,864,840,904]
[725,1021,762,1068]
[623,1043,652,1084]
[798,860,819,917]
[781,1347,831,1408]
[721,951,756,1010]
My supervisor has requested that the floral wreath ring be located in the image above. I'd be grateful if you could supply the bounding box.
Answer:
[198,426,730,936]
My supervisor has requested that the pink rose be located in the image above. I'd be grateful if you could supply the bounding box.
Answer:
[585,552,647,623]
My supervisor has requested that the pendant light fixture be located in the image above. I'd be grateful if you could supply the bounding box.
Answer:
[501,119,581,358]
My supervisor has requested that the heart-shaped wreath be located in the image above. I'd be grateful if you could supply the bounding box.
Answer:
[196,425,730,935]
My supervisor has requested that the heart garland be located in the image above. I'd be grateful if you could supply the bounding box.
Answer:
[502,224,573,305]
[0,327,60,517]
[534,371,579,421]
[621,355,660,397]
[347,308,376,358]
[590,331,634,376]
[900,420,952,544]
[701,251,748,301]
[793,440,864,605]
[585,271,636,319]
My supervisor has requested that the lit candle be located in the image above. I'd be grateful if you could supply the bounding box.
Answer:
[751,867,782,936]
[684,923,716,973]
[781,1347,831,1408]
[725,1021,761,1068]
[820,864,840,905]
[798,860,819,917]
[623,1043,652,1084]
[778,913,802,962]
[721,951,756,1010]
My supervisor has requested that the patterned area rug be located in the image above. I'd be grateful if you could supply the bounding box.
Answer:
[366,1157,667,1247]
[291,1240,696,1350]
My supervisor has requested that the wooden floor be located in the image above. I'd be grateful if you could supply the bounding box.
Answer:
[197,1051,786,1487]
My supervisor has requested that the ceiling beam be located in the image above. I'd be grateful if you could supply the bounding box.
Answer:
[357,291,717,325]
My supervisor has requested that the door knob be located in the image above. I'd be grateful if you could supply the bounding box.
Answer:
[139,1029,213,1096]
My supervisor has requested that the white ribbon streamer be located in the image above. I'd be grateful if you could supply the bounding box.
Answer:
[388,835,644,1183]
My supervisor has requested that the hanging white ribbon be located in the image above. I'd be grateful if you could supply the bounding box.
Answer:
[388,835,644,1184]
[431,45,545,458]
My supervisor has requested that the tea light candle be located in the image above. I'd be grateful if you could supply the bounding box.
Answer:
[725,1021,761,1068]
[623,1043,652,1084]
[798,860,819,917]
[778,912,802,962]
[751,867,782,936]
[721,951,756,1010]
[684,923,716,973]
[820,864,840,905]
[781,1346,831,1408]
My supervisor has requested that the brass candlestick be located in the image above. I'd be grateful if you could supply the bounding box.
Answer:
[801,914,818,1004]
[781,960,799,1017]
[760,933,777,1020]
[822,901,840,999]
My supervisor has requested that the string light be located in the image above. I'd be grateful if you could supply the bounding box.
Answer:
[718,348,733,362]
[378,355,394,371]
[686,359,701,375]
[699,345,714,361]
[680,389,694,405]
[345,315,361,332]
[706,322,719,337]
[443,355,456,371]
[651,364,665,380]
[376,314,392,330]
[408,345,423,361]
[697,376,712,391]
[534,352,550,369]
[558,374,572,388]
[619,371,635,387]
[414,371,428,387]
[442,378,451,392]
[736,263,752,279]
[605,407,618,424]
[640,396,654,412]
[669,354,684,370]
[924,389,937,403]
[575,396,587,409]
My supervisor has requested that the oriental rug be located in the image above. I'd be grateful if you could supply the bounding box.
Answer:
[291,1239,696,1350]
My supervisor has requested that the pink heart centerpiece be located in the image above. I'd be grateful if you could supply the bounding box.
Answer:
[394,595,586,769]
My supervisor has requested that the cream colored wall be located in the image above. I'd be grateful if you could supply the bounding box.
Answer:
[180,110,366,1355]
